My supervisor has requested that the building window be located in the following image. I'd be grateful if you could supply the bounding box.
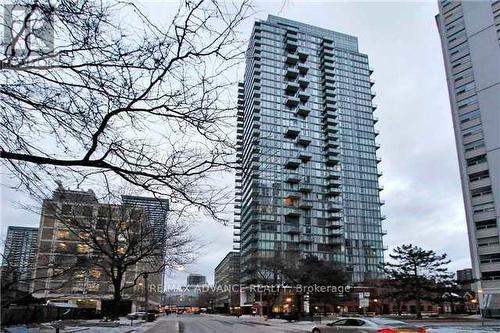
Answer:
[90,269,101,279]
[57,242,67,252]
[87,282,100,292]
[57,230,70,240]
[77,244,90,254]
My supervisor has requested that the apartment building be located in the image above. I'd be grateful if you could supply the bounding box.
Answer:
[436,0,500,316]
[1,226,39,292]
[214,251,240,313]
[234,15,385,294]
[31,186,166,311]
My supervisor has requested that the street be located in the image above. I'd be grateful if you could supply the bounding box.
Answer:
[144,314,500,333]
[146,314,313,333]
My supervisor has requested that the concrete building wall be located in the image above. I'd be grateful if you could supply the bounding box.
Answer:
[436,0,500,312]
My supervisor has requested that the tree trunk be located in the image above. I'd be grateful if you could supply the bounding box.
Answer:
[416,295,422,319]
[111,273,124,319]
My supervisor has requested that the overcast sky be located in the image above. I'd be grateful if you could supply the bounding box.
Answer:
[0,0,471,286]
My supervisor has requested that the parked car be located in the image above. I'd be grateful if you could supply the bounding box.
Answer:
[311,317,426,333]
[127,311,147,320]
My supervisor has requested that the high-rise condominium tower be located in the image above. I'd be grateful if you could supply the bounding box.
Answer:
[436,0,500,314]
[1,226,39,292]
[234,16,385,285]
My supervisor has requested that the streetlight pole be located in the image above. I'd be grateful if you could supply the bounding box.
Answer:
[144,272,149,315]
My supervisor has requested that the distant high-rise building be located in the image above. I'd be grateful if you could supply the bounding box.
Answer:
[1,226,38,292]
[436,0,500,315]
[457,268,474,284]
[234,15,385,289]
[187,273,207,287]
[121,195,169,244]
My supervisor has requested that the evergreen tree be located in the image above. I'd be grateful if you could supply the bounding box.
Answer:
[383,244,454,319]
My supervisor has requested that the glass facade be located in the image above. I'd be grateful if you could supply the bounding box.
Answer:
[234,16,385,283]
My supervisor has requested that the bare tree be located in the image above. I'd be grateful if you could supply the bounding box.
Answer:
[0,0,252,221]
[0,246,78,309]
[38,189,196,315]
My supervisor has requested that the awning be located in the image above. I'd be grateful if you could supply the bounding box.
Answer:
[48,302,79,308]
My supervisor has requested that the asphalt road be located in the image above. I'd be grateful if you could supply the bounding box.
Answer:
[146,314,310,333]
[145,314,500,333]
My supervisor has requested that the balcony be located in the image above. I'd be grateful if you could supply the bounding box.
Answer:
[284,191,301,199]
[322,62,335,71]
[322,74,335,84]
[284,208,301,217]
[323,124,338,134]
[469,177,490,191]
[321,39,334,50]
[285,172,301,184]
[326,186,341,196]
[326,220,342,228]
[298,63,309,74]
[328,236,343,245]
[323,109,338,120]
[324,117,338,127]
[233,230,240,236]
[323,68,336,76]
[324,87,336,97]
[300,235,313,243]
[298,77,309,88]
[285,29,298,40]
[299,182,313,193]
[298,91,310,102]
[299,199,314,209]
[287,227,301,234]
[285,126,301,138]
[326,171,341,179]
[467,162,489,176]
[328,178,341,188]
[284,158,301,169]
[295,105,310,117]
[328,212,342,221]
[297,151,313,162]
[285,39,298,52]
[297,50,309,61]
[285,67,300,79]
[285,96,300,107]
[286,53,299,65]
[296,135,312,146]
[325,147,340,157]
[325,132,340,142]
[327,202,342,212]
[285,81,300,94]
[328,228,342,236]
[324,102,337,111]
[474,210,496,222]
[321,54,335,63]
